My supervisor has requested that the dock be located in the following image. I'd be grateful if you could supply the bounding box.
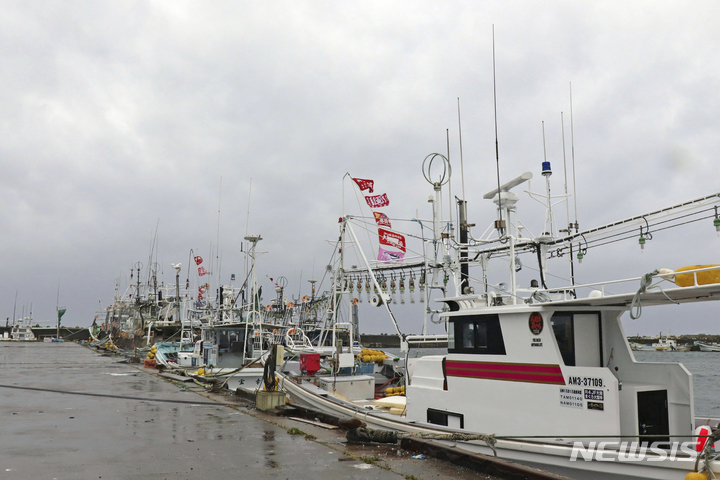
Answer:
[0,342,512,480]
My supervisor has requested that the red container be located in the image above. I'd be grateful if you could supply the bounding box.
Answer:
[300,353,321,376]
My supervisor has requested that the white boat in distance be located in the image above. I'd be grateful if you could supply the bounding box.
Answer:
[276,156,720,480]
[696,341,720,352]
[11,317,36,341]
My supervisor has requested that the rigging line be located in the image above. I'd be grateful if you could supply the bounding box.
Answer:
[481,201,719,256]
[576,212,716,250]
[348,217,427,243]
[583,215,715,250]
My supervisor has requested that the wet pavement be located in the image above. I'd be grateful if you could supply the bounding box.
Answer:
[0,343,495,480]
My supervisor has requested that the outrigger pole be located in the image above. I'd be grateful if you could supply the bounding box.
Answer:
[344,219,403,342]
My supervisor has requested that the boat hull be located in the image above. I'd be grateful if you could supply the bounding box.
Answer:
[279,372,717,480]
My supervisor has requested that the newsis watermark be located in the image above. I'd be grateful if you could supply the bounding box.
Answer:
[570,441,703,462]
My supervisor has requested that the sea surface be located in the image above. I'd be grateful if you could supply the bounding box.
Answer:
[388,347,720,418]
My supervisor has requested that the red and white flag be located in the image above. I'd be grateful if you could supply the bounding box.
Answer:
[194,256,203,265]
[198,266,208,276]
[373,211,391,228]
[365,193,389,209]
[378,247,405,262]
[352,177,374,193]
[378,228,406,252]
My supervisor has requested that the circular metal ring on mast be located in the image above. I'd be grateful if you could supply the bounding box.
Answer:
[422,153,451,187]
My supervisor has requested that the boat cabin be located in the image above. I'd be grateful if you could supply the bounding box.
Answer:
[406,299,692,443]
[201,325,254,368]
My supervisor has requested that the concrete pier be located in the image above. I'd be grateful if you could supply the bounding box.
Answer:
[0,342,497,480]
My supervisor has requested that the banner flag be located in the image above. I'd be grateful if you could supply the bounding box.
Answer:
[198,266,208,276]
[365,193,389,208]
[378,247,405,262]
[373,211,391,228]
[57,308,66,326]
[352,177,374,193]
[378,228,406,252]
[194,256,203,265]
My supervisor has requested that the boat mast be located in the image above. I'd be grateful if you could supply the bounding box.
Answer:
[56,282,60,340]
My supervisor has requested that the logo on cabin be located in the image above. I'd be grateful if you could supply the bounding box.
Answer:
[529,312,543,335]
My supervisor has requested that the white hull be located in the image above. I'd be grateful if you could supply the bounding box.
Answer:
[698,343,720,352]
[279,372,717,480]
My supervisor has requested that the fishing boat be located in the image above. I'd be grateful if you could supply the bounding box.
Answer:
[629,342,654,351]
[11,317,36,341]
[275,155,720,480]
[652,334,679,351]
[695,341,720,352]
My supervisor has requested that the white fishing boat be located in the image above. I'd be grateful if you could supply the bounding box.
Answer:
[652,334,679,351]
[695,341,720,353]
[11,317,36,341]
[629,342,654,351]
[275,155,720,480]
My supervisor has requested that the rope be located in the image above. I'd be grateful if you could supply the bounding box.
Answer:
[630,270,658,319]
[346,427,497,456]
[401,431,497,456]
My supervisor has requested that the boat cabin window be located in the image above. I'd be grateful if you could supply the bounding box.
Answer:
[551,313,575,366]
[448,314,505,355]
[427,408,464,429]
[551,312,602,367]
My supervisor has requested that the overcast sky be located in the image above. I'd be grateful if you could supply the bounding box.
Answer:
[2,1,719,336]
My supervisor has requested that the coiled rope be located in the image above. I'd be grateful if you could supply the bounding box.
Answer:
[347,427,497,456]
[630,269,659,319]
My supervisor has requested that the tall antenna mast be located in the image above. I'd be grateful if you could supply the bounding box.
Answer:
[561,112,570,230]
[570,82,579,230]
[446,129,453,226]
[492,25,504,236]
[245,177,253,238]
[457,97,466,201]
[561,110,576,288]
[216,176,222,286]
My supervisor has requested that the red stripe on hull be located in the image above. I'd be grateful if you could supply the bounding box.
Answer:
[446,360,566,385]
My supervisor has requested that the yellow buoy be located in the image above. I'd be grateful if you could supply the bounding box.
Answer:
[675,265,720,287]
[684,472,708,480]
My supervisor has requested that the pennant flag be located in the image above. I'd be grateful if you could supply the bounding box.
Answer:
[373,211,391,228]
[378,228,406,252]
[198,266,208,276]
[194,256,203,265]
[378,247,405,262]
[365,193,389,208]
[352,177,374,193]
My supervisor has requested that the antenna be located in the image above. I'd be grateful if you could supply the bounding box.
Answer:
[561,110,576,289]
[216,176,222,286]
[492,25,504,235]
[457,98,466,201]
[570,82,579,230]
[446,128,453,226]
[561,112,571,231]
[245,177,253,238]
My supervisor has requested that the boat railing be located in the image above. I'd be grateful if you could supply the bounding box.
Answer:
[532,265,720,301]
